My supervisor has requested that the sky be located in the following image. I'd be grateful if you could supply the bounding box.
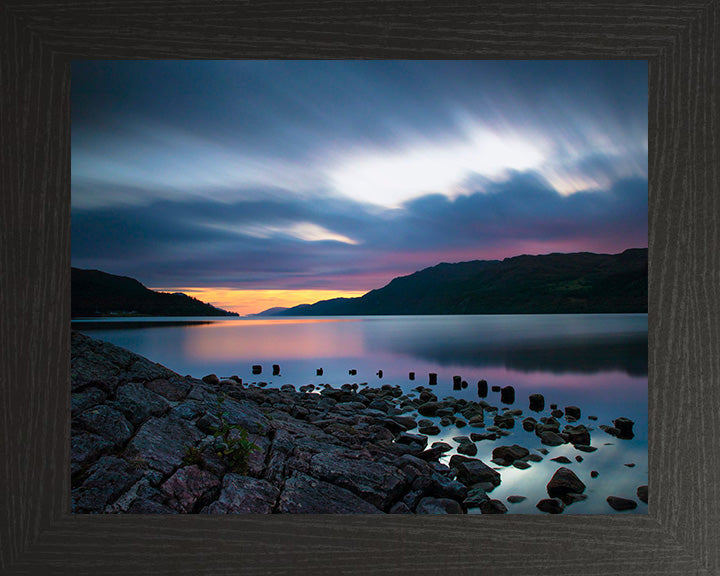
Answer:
[72,60,648,315]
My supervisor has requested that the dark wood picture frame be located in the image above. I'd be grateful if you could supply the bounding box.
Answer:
[1,1,718,574]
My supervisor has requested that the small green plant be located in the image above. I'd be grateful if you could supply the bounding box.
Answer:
[211,393,260,474]
[182,445,204,467]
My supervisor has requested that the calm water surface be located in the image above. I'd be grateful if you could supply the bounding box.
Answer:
[73,314,648,514]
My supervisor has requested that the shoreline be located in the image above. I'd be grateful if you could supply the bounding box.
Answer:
[71,331,647,514]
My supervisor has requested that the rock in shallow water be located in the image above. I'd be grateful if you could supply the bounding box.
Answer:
[607,496,638,511]
[536,498,564,514]
[479,499,508,514]
[492,444,529,464]
[546,467,586,500]
[637,485,648,504]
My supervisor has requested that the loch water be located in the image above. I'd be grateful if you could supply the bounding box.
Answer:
[73,313,648,514]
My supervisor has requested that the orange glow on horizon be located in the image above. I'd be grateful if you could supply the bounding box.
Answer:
[149,287,368,316]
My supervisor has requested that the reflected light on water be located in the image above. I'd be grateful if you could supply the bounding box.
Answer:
[180,318,365,361]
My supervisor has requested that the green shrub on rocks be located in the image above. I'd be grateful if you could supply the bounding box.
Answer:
[182,445,203,467]
[211,394,260,475]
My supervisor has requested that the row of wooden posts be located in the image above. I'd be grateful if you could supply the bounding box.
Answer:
[248,364,503,399]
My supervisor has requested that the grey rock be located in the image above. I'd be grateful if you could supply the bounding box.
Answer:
[536,498,564,514]
[528,393,545,412]
[452,457,501,487]
[72,456,143,513]
[418,425,441,436]
[145,377,192,401]
[309,451,407,510]
[470,432,497,441]
[162,465,221,513]
[396,432,428,450]
[607,496,638,511]
[71,387,107,418]
[507,495,527,504]
[389,501,413,514]
[522,417,537,432]
[457,440,478,456]
[127,416,202,474]
[278,472,382,513]
[417,401,444,416]
[547,467,586,501]
[479,499,507,514]
[565,406,581,419]
[513,461,531,470]
[71,432,113,473]
[463,486,490,508]
[613,417,635,439]
[540,431,566,446]
[75,405,134,449]
[551,456,572,464]
[492,444,529,464]
[114,382,170,426]
[637,485,648,503]
[203,473,279,514]
[415,497,463,514]
[565,424,591,446]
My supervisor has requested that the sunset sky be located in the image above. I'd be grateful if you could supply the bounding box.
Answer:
[72,60,647,315]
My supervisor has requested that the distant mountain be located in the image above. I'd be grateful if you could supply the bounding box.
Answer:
[72,268,239,317]
[278,249,648,316]
[248,307,290,317]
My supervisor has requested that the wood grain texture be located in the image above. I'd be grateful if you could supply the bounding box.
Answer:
[1,1,718,574]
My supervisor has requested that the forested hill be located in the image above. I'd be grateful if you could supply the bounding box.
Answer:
[71,268,238,317]
[278,249,648,316]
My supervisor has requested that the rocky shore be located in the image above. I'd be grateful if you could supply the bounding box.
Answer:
[71,332,647,514]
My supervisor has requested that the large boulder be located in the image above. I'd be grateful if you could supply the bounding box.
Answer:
[71,387,107,418]
[451,457,501,487]
[308,451,407,510]
[144,377,192,401]
[127,416,202,474]
[71,432,112,474]
[277,472,382,513]
[547,467,586,501]
[203,474,279,513]
[113,382,170,426]
[72,456,143,513]
[162,465,221,513]
[75,405,134,449]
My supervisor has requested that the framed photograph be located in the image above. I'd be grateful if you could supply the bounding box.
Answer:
[2,1,718,574]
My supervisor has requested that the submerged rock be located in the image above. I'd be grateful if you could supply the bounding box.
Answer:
[479,499,507,514]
